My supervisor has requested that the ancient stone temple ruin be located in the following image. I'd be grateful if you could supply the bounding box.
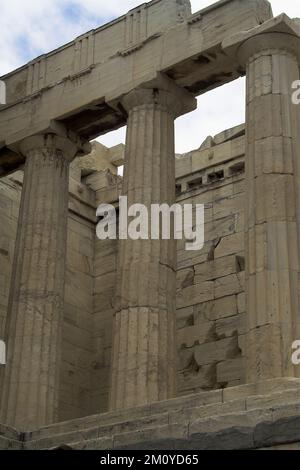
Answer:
[0,0,300,450]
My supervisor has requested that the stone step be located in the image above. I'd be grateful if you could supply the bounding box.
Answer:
[21,378,300,449]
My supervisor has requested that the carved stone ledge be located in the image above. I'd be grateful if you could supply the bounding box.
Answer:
[188,13,203,25]
[118,33,161,57]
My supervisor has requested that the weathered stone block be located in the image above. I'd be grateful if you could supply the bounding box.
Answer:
[217,358,245,384]
[194,295,237,321]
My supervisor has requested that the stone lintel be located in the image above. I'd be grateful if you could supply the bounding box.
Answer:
[222,14,300,65]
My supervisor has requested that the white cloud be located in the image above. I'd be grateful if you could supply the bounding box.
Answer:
[0,0,299,153]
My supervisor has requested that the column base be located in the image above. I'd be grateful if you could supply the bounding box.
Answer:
[1,378,300,449]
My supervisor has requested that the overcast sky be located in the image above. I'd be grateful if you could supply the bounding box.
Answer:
[0,0,299,153]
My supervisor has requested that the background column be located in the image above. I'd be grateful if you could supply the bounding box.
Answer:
[109,80,196,410]
[0,134,82,430]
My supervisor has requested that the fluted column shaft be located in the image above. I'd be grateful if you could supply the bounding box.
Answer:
[109,83,196,410]
[0,134,78,430]
[242,33,300,381]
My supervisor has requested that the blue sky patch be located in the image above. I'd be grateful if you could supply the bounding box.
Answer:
[61,2,108,28]
[61,2,85,22]
[14,35,44,63]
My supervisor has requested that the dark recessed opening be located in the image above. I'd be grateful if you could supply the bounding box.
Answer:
[187,177,203,191]
[236,256,245,273]
[229,161,245,176]
[207,170,224,183]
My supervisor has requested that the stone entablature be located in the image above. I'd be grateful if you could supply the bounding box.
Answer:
[2,0,192,103]
[0,0,272,176]
[1,0,300,450]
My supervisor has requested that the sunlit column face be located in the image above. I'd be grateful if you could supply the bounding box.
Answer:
[0,340,5,365]
[0,81,6,105]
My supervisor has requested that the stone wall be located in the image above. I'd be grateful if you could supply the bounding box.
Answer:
[0,173,21,409]
[0,173,21,338]
[85,170,121,414]
[175,124,246,395]
[0,123,247,418]
[59,166,96,420]
[92,124,247,407]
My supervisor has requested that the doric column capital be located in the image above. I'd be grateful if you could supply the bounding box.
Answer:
[19,133,90,163]
[120,73,197,118]
[223,14,300,66]
[20,134,76,162]
[237,32,300,65]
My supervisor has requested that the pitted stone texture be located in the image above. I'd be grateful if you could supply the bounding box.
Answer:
[0,135,79,431]
[109,83,196,411]
[237,29,300,382]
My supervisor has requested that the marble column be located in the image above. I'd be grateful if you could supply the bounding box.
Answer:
[0,134,82,430]
[239,32,300,381]
[109,78,196,410]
